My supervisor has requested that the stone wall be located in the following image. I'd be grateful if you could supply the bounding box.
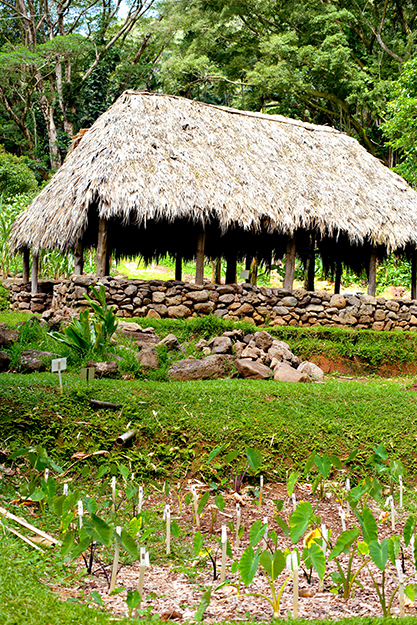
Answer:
[46,275,417,331]
[4,279,59,313]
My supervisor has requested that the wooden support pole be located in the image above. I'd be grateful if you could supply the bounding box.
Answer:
[213,258,221,284]
[195,229,206,285]
[22,248,30,283]
[74,240,84,276]
[334,262,342,294]
[304,236,315,292]
[368,251,377,297]
[31,251,38,295]
[96,218,108,278]
[250,257,258,285]
[225,254,237,284]
[412,248,417,300]
[175,254,182,281]
[283,237,296,291]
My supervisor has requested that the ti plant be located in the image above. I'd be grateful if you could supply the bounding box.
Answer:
[208,446,262,493]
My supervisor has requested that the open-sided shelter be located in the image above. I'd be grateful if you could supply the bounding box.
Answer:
[10,90,417,296]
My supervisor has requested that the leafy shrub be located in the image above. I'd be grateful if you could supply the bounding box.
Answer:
[0,147,38,197]
[0,283,9,310]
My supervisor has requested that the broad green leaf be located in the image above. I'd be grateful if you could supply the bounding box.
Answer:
[357,507,378,544]
[61,511,75,531]
[118,464,129,481]
[224,450,240,464]
[307,543,326,579]
[304,452,315,475]
[369,539,389,571]
[329,454,342,469]
[404,515,416,546]
[287,471,298,496]
[315,454,331,479]
[357,541,369,555]
[91,514,112,547]
[273,498,284,512]
[329,528,359,560]
[226,539,233,558]
[275,516,289,537]
[197,491,210,514]
[388,535,401,565]
[118,529,138,557]
[184,493,192,506]
[405,584,417,602]
[53,494,65,517]
[109,587,125,596]
[349,484,367,502]
[193,531,204,557]
[125,483,137,500]
[195,586,212,622]
[269,530,278,546]
[239,546,260,586]
[60,531,74,557]
[128,517,142,538]
[90,590,103,605]
[171,519,180,538]
[249,520,267,547]
[96,465,109,479]
[259,549,285,580]
[215,493,225,511]
[85,497,97,514]
[290,501,313,544]
[72,536,91,558]
[373,444,388,460]
[30,487,46,501]
[231,561,239,574]
[126,589,141,610]
[208,446,223,463]
[245,447,261,471]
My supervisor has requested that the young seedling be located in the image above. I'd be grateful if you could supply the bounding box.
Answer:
[220,524,227,582]
[109,526,121,593]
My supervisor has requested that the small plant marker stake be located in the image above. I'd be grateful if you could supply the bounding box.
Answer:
[51,357,67,394]
[319,525,328,591]
[262,517,268,551]
[220,524,227,583]
[138,486,143,515]
[345,478,350,514]
[111,476,116,511]
[235,503,241,549]
[258,475,263,509]
[399,475,403,509]
[191,486,200,529]
[44,468,49,483]
[63,483,68,496]
[386,495,395,531]
[292,551,299,618]
[396,558,405,617]
[165,505,171,555]
[109,526,121,593]
[338,507,346,532]
[291,493,297,512]
[137,547,149,601]
[77,500,83,529]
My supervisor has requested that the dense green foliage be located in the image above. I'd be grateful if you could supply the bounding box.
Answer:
[0,148,38,196]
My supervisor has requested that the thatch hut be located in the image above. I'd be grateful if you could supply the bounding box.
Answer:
[10,90,417,296]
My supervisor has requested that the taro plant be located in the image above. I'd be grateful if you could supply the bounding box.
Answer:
[208,446,262,493]
[9,445,63,500]
[366,444,406,497]
[304,452,342,500]
[328,527,369,599]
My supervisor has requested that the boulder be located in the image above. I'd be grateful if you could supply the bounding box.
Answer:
[158,333,179,350]
[212,336,232,354]
[274,362,310,383]
[138,347,159,369]
[87,360,118,377]
[0,327,19,347]
[235,358,272,380]
[253,330,274,351]
[146,309,161,319]
[168,355,234,381]
[241,345,263,360]
[329,294,346,309]
[167,305,191,318]
[195,338,208,350]
[297,361,325,381]
[119,321,143,332]
[0,351,11,371]
[234,340,246,357]
[268,345,293,362]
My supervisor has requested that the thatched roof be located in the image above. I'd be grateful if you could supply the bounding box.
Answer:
[10,90,417,258]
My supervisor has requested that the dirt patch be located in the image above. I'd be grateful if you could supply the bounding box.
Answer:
[312,355,417,378]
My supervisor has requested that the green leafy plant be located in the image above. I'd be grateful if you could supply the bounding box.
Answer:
[305,452,342,499]
[208,446,262,493]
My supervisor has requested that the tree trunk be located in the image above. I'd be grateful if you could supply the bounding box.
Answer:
[412,249,417,300]
[250,257,258,285]
[226,254,237,284]
[213,258,221,284]
[283,237,296,290]
[175,254,182,281]
[96,219,108,278]
[195,229,206,285]
[22,248,30,283]
[74,240,84,275]
[304,236,315,291]
[31,252,38,295]
[368,252,377,297]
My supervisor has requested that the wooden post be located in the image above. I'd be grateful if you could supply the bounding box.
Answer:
[304,236,315,292]
[225,254,236,284]
[334,262,342,294]
[175,254,182,281]
[74,240,84,276]
[195,229,206,285]
[22,248,30,283]
[283,237,296,290]
[31,252,38,295]
[96,218,108,278]
[368,251,377,297]
[250,257,258,285]
[412,249,417,300]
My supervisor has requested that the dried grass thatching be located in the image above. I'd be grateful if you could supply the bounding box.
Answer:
[10,90,417,259]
